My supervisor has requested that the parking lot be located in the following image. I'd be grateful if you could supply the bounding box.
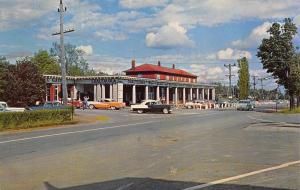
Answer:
[0,105,299,190]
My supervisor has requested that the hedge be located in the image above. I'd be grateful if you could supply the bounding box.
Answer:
[0,109,73,130]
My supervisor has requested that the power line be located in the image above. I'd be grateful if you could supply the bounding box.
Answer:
[52,0,75,105]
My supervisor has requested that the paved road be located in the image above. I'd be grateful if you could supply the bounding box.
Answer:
[0,108,299,190]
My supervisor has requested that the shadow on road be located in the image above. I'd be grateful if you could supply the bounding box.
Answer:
[44,177,292,190]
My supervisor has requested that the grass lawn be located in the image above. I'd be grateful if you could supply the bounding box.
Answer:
[279,107,300,114]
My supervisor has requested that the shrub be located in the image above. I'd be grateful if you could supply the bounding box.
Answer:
[0,109,73,130]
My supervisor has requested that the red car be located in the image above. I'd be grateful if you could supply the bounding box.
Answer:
[67,100,82,109]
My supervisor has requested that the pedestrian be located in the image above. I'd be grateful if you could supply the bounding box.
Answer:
[83,95,89,110]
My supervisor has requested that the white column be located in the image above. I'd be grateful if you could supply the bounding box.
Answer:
[94,85,97,101]
[116,83,123,103]
[183,88,186,104]
[212,88,216,100]
[202,88,205,100]
[207,88,210,100]
[156,86,160,100]
[102,85,106,99]
[190,88,193,101]
[196,88,199,100]
[145,86,149,100]
[73,85,78,100]
[96,84,101,101]
[166,86,170,104]
[175,87,178,105]
[132,85,136,104]
[109,84,113,99]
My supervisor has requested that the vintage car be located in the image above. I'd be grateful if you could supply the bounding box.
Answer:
[29,101,68,110]
[67,99,82,109]
[87,100,110,110]
[131,100,172,114]
[237,100,254,111]
[0,101,25,112]
[100,99,126,110]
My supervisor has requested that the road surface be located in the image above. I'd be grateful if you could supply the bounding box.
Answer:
[0,108,299,190]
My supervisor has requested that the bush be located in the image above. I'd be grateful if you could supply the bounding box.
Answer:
[0,109,73,130]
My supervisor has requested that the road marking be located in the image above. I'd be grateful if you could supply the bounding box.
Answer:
[0,121,156,145]
[0,111,222,145]
[182,160,300,190]
[115,183,134,190]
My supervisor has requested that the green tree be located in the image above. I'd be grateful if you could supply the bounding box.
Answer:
[257,18,298,110]
[290,53,300,107]
[2,58,45,106]
[31,50,60,75]
[237,57,250,99]
[0,56,9,99]
[50,42,91,76]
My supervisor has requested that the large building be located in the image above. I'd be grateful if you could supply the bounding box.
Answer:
[45,60,216,105]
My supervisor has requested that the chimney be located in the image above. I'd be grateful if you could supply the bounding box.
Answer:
[131,59,136,70]
[158,61,161,66]
[172,64,175,69]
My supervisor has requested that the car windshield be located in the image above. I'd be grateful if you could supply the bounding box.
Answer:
[239,100,250,104]
[0,103,7,108]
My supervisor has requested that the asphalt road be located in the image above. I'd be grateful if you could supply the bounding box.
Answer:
[0,107,299,190]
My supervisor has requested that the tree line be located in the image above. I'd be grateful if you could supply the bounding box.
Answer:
[0,43,107,107]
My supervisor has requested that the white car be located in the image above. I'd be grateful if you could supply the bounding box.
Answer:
[0,101,25,112]
[131,100,172,114]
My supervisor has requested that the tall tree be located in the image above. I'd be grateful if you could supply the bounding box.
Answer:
[31,50,60,75]
[0,56,9,99]
[237,57,250,99]
[257,18,298,109]
[50,42,90,76]
[2,58,45,106]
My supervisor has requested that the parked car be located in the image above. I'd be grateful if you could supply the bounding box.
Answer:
[67,99,82,109]
[0,104,7,112]
[100,99,126,110]
[0,101,25,112]
[87,100,110,110]
[131,100,172,114]
[237,100,254,111]
[185,99,206,109]
[29,101,68,110]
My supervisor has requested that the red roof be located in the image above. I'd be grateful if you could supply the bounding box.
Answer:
[124,64,197,78]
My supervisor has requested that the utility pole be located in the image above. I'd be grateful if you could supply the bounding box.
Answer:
[224,63,236,99]
[52,0,74,105]
[258,77,270,100]
[251,75,258,99]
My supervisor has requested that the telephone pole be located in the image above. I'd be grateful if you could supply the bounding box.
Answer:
[258,77,270,100]
[52,0,74,105]
[224,63,236,98]
[251,75,258,99]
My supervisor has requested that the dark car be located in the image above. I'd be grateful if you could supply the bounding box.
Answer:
[29,101,69,110]
[131,100,172,114]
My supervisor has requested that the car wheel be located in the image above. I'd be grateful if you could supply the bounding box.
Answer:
[137,110,143,114]
[163,108,169,114]
[89,105,95,109]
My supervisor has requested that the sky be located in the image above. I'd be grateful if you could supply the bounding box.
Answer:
[0,0,300,89]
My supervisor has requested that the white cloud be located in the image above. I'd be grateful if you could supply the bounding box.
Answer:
[190,64,225,82]
[0,1,57,31]
[76,45,93,55]
[156,0,300,27]
[94,30,128,41]
[119,0,168,9]
[209,48,252,60]
[294,15,300,27]
[231,22,272,49]
[146,22,194,48]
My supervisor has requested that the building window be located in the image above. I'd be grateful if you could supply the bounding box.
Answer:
[157,74,160,80]
[166,75,169,80]
[188,78,191,83]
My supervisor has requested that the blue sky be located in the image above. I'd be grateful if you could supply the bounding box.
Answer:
[0,0,300,89]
